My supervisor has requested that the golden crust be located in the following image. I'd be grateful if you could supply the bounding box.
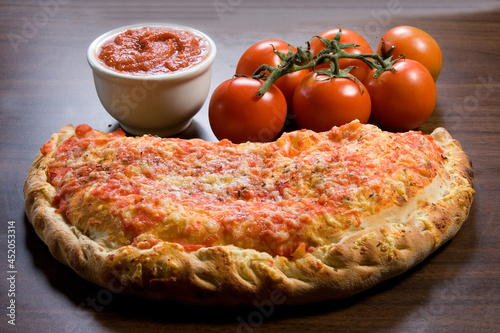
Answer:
[23,124,474,305]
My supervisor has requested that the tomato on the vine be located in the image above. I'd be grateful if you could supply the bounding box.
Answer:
[209,77,287,143]
[292,72,371,132]
[364,59,436,132]
[235,40,309,109]
[377,26,442,82]
[309,29,373,82]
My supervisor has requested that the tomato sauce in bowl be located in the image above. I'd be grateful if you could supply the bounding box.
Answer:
[97,26,210,76]
[87,23,217,136]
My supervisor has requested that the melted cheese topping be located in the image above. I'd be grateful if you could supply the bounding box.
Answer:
[44,121,445,257]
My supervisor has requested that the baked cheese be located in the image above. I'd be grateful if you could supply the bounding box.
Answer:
[41,121,445,258]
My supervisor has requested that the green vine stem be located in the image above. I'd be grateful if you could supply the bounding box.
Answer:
[252,30,402,98]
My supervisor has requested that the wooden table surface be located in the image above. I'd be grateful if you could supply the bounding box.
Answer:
[1,0,500,332]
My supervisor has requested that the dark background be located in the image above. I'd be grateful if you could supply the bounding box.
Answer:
[1,0,499,332]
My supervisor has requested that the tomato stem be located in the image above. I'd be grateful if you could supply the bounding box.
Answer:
[253,30,399,97]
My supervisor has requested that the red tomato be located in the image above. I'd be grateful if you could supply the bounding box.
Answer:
[309,29,373,82]
[235,40,309,109]
[377,26,442,82]
[364,59,436,132]
[292,72,371,132]
[209,77,287,143]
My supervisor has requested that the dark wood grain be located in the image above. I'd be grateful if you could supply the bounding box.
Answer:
[1,1,500,332]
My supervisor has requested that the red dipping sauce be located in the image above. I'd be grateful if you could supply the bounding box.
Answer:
[97,26,210,75]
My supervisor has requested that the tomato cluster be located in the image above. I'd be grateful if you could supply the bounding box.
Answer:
[209,26,442,143]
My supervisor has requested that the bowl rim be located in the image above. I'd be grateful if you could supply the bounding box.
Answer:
[87,23,217,81]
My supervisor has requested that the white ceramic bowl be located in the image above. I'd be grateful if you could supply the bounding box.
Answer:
[87,23,217,136]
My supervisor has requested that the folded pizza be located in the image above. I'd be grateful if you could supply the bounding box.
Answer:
[24,121,474,305]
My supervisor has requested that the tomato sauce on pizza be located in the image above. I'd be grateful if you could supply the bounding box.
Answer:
[42,121,444,258]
